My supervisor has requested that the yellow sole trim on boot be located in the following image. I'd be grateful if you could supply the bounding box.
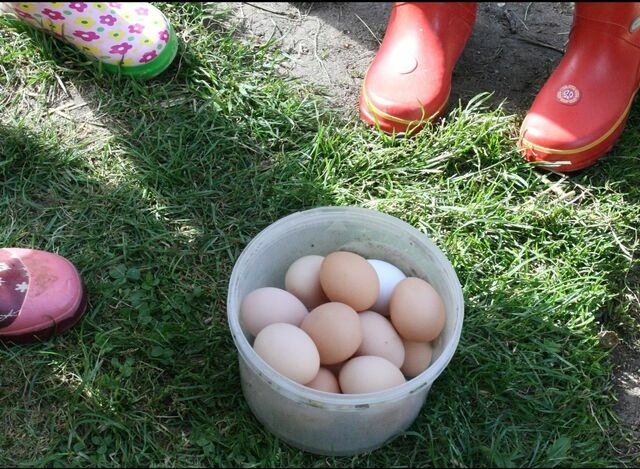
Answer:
[360,74,449,130]
[519,91,637,155]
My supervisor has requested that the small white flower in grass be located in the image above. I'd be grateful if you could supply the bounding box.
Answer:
[0,263,9,272]
[15,282,28,293]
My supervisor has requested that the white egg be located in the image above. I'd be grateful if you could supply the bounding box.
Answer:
[367,259,407,316]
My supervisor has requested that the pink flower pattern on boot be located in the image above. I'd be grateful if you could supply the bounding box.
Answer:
[14,8,33,20]
[110,42,132,55]
[73,30,100,42]
[42,8,64,20]
[69,2,87,13]
[4,2,172,67]
[128,23,144,34]
[99,14,117,26]
[139,50,156,63]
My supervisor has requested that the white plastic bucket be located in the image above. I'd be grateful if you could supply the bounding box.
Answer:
[227,206,464,456]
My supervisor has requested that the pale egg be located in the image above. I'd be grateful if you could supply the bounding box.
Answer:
[319,251,379,312]
[240,287,309,337]
[339,355,406,394]
[253,322,320,384]
[355,310,405,368]
[300,301,362,365]
[284,255,329,309]
[367,259,407,316]
[389,277,445,342]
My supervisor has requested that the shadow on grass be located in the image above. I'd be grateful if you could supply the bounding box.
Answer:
[0,4,341,465]
[1,2,640,467]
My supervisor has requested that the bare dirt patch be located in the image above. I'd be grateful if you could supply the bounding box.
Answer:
[226,1,574,117]
[226,1,639,460]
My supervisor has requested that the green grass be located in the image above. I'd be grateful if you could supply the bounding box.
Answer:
[1,2,639,467]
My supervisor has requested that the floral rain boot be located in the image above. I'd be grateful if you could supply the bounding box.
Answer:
[1,2,178,79]
[0,248,87,344]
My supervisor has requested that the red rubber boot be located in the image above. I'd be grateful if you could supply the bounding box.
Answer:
[519,3,640,172]
[359,2,477,135]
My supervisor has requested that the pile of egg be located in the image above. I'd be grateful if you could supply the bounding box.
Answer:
[240,251,446,394]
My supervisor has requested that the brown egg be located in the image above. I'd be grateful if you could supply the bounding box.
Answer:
[305,367,341,393]
[319,251,379,311]
[389,277,445,342]
[401,339,433,379]
[284,255,329,310]
[339,355,406,394]
[300,302,362,365]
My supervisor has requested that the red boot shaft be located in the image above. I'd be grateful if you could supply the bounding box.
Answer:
[519,3,640,172]
[360,2,477,134]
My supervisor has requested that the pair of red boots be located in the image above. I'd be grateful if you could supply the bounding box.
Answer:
[360,2,640,172]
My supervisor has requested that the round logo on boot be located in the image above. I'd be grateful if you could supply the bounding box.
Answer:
[390,53,418,75]
[556,84,581,105]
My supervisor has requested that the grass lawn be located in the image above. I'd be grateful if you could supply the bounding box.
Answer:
[1,2,639,467]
